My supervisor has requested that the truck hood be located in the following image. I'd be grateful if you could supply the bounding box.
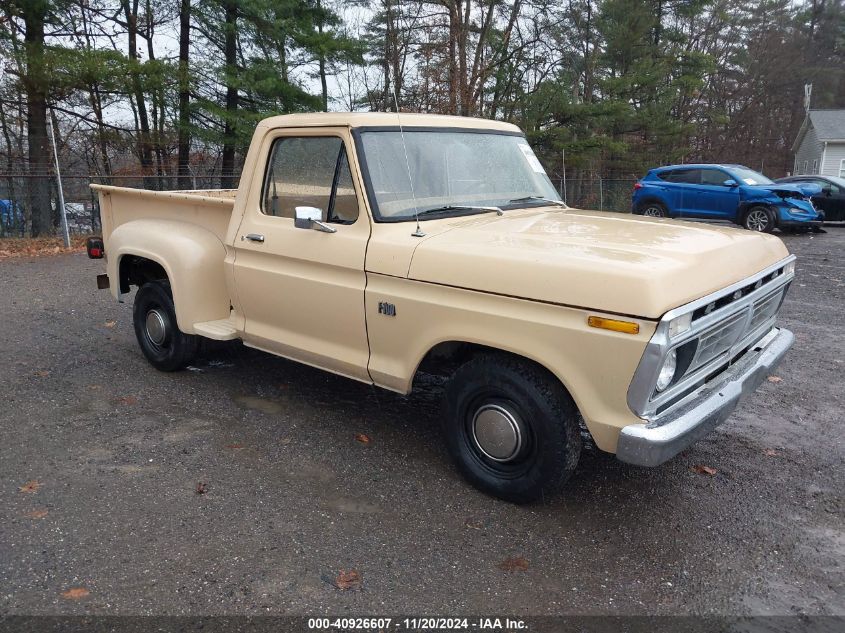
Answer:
[407,208,790,319]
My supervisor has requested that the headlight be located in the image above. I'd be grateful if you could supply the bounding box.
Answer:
[784,261,795,276]
[667,313,692,338]
[655,349,677,392]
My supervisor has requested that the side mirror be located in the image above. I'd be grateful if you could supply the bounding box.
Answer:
[294,206,336,233]
[823,187,832,197]
[723,179,738,187]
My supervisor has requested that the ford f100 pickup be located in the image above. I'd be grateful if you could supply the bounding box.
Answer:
[88,112,795,503]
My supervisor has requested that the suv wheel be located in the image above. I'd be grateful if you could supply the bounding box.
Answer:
[443,354,581,503]
[639,202,667,217]
[743,206,775,233]
[133,280,199,371]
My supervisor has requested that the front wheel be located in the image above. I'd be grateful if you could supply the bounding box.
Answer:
[133,280,199,371]
[442,354,581,503]
[742,205,775,233]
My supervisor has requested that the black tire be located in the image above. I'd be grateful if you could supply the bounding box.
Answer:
[442,353,581,503]
[742,205,776,233]
[636,201,667,218]
[133,280,199,371]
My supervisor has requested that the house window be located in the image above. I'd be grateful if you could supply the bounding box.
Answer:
[812,159,818,174]
[802,160,808,175]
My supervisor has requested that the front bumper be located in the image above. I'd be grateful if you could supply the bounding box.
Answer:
[779,219,823,228]
[616,327,793,467]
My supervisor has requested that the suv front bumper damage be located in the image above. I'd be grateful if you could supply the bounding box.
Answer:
[616,326,793,467]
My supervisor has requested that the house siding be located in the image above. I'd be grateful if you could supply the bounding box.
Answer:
[822,142,845,177]
[794,126,823,175]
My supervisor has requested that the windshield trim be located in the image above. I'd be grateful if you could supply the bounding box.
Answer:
[351,126,534,223]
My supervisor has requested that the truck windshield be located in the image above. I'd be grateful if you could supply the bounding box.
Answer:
[358,130,563,221]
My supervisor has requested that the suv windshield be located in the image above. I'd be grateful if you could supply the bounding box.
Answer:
[730,167,774,186]
[358,130,563,221]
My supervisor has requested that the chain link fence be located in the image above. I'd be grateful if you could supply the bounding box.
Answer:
[553,176,638,213]
[0,174,103,237]
[1,173,639,237]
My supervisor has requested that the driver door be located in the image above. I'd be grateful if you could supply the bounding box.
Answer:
[232,127,371,382]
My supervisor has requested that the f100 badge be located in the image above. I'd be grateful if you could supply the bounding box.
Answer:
[378,301,396,317]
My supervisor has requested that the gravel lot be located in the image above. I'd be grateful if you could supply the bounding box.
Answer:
[0,227,842,619]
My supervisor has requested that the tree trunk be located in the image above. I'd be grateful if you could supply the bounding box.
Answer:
[177,0,192,189]
[122,0,155,189]
[221,0,238,189]
[22,4,52,237]
[317,0,328,111]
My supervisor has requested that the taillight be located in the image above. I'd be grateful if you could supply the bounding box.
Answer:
[633,182,644,191]
[86,236,105,259]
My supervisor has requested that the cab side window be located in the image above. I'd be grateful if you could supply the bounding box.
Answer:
[261,136,358,224]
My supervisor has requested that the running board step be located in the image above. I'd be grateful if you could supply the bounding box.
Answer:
[193,318,239,341]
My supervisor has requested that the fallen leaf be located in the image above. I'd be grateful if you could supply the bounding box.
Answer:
[464,518,483,530]
[19,480,42,493]
[762,448,780,457]
[0,236,88,259]
[24,508,49,519]
[499,556,529,572]
[354,433,371,445]
[104,320,117,328]
[34,370,50,378]
[280,437,291,446]
[195,482,207,495]
[115,396,137,405]
[767,376,783,383]
[226,443,245,450]
[61,587,90,600]
[87,384,103,390]
[692,464,718,476]
[335,569,362,591]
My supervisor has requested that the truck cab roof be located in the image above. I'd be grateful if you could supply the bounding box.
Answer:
[258,111,523,133]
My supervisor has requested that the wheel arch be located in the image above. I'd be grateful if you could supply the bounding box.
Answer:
[737,201,778,227]
[107,219,231,333]
[411,339,586,426]
[634,196,669,214]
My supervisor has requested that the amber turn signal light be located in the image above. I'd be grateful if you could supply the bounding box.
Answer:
[587,316,640,335]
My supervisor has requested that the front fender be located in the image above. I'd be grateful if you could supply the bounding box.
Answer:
[107,219,231,333]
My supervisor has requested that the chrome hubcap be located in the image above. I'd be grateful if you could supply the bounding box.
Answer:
[643,207,663,217]
[472,404,523,462]
[145,309,167,346]
[747,209,768,231]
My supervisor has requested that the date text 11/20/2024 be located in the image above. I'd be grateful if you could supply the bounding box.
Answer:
[307,617,528,630]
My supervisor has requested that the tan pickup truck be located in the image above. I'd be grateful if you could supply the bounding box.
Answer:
[89,112,795,502]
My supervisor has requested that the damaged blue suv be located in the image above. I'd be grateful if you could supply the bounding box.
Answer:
[632,164,823,233]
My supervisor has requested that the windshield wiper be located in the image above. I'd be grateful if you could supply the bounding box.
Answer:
[508,195,567,208]
[416,204,503,217]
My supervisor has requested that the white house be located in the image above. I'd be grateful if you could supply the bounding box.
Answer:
[791,109,845,177]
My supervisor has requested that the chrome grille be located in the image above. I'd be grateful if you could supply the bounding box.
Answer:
[626,256,796,422]
[689,311,746,371]
[749,289,783,332]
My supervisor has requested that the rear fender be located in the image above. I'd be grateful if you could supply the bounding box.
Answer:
[107,219,231,333]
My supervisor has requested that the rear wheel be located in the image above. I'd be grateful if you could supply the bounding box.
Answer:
[742,205,775,233]
[133,281,199,371]
[638,202,667,217]
[442,353,581,503]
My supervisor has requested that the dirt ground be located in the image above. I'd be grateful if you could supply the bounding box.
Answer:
[0,227,842,620]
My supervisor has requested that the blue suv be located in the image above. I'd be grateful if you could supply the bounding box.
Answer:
[632,164,823,233]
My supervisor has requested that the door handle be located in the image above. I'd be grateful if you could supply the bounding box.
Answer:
[243,233,265,243]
